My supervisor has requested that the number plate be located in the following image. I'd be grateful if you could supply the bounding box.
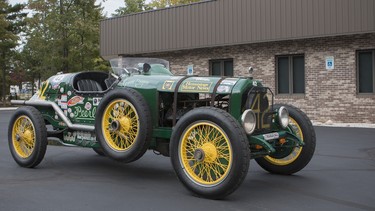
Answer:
[263,132,280,141]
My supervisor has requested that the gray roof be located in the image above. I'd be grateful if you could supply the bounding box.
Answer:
[100,0,375,59]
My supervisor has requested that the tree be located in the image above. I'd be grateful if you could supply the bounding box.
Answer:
[148,0,202,9]
[24,0,107,78]
[113,0,147,16]
[113,0,202,16]
[0,1,27,106]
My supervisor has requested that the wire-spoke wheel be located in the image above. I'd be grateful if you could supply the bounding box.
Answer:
[180,121,232,187]
[12,116,36,158]
[171,107,250,199]
[256,104,316,175]
[96,89,152,162]
[102,99,140,151]
[8,106,47,168]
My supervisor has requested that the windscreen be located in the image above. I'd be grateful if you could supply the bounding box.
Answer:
[109,57,170,76]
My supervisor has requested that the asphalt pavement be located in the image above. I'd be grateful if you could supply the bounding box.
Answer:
[0,110,374,211]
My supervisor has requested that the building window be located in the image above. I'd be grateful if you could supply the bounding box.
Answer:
[210,59,233,76]
[357,50,375,94]
[276,55,305,94]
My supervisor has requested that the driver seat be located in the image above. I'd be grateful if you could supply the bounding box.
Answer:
[77,79,103,92]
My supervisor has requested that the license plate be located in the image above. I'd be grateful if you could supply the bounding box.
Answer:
[263,132,280,141]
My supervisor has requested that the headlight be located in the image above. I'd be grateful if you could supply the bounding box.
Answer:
[278,106,289,128]
[241,109,256,135]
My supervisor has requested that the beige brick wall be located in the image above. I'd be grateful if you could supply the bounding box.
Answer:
[140,33,375,124]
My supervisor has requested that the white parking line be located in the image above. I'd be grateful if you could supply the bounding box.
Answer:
[0,107,18,111]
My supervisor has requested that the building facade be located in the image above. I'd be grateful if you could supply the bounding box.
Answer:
[100,0,375,124]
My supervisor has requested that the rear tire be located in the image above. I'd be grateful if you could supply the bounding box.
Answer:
[170,107,250,199]
[8,106,47,168]
[256,104,316,175]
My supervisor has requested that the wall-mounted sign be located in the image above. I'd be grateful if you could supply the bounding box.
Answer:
[326,56,334,70]
[187,64,194,75]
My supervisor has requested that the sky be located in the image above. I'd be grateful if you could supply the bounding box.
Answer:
[8,0,132,17]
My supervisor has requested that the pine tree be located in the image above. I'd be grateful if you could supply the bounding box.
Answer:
[0,0,27,106]
[23,0,107,78]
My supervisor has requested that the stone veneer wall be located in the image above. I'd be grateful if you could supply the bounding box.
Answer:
[140,33,375,124]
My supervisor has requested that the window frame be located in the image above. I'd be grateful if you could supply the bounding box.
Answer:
[209,58,234,77]
[356,49,375,95]
[275,54,306,96]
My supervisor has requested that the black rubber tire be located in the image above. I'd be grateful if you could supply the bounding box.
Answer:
[92,147,105,156]
[170,107,250,199]
[95,88,152,162]
[256,104,316,175]
[8,106,47,168]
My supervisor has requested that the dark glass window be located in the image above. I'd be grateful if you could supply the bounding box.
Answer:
[210,59,233,76]
[358,51,374,93]
[276,55,305,94]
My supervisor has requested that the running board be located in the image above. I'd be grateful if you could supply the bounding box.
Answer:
[48,137,78,147]
[11,100,95,132]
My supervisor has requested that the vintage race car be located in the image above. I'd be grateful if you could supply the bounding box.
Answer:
[9,57,315,199]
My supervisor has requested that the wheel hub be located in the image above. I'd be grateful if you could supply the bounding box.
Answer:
[119,117,131,132]
[194,149,205,162]
[23,130,33,142]
[110,120,120,131]
[194,143,218,163]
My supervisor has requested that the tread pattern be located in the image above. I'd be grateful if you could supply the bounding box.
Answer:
[256,104,316,175]
[95,88,152,162]
[170,107,250,199]
[8,106,47,168]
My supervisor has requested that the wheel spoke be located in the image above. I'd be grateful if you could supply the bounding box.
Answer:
[180,121,232,186]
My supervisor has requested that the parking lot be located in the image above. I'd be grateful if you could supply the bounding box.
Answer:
[0,109,374,211]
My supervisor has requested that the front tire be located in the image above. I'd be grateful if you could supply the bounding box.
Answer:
[95,88,152,162]
[93,147,105,156]
[256,104,316,175]
[170,107,250,199]
[8,106,47,168]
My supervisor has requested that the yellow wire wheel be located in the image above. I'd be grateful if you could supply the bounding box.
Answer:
[264,117,303,166]
[11,115,36,158]
[255,104,316,175]
[179,121,233,187]
[8,106,47,168]
[101,99,140,151]
[171,107,250,199]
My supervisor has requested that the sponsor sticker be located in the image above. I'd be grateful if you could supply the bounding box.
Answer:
[162,80,175,90]
[217,85,230,93]
[263,132,280,141]
[93,97,102,106]
[52,75,65,83]
[221,78,238,85]
[85,102,92,110]
[61,102,68,110]
[180,81,212,92]
[67,96,84,106]
[61,94,67,102]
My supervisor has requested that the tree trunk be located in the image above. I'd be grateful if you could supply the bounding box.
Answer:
[31,75,34,96]
[60,0,69,73]
[1,53,6,107]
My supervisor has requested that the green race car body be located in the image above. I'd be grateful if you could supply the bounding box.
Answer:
[10,57,315,199]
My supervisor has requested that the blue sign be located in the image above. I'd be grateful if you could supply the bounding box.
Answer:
[326,56,334,70]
